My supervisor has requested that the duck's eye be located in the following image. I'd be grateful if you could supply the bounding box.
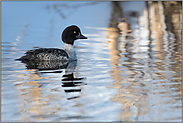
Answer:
[73,31,76,34]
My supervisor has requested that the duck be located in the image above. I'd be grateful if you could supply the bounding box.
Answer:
[16,25,87,61]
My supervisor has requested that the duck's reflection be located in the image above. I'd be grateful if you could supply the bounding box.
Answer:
[61,61,86,100]
[20,60,86,100]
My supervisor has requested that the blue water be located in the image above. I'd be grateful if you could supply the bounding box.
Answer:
[1,1,182,122]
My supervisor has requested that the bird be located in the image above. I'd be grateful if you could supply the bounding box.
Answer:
[16,25,87,61]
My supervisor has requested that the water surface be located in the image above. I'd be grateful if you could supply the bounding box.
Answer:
[1,1,182,122]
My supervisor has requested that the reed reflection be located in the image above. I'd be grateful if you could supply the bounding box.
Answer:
[16,60,86,120]
[46,2,100,19]
[108,1,182,121]
[151,1,182,102]
[107,1,167,121]
[107,2,147,121]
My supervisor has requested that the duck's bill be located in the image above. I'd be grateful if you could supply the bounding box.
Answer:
[76,33,87,39]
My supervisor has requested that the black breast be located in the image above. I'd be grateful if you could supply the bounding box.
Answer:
[17,48,69,61]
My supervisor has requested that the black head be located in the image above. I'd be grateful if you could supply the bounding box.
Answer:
[62,25,87,45]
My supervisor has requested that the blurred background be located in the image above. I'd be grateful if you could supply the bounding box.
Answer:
[1,1,182,122]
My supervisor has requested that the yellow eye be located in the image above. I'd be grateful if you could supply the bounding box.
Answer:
[74,31,76,34]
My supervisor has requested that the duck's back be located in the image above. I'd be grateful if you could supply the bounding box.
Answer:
[18,48,69,61]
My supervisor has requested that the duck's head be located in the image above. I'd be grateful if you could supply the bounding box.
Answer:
[62,25,87,45]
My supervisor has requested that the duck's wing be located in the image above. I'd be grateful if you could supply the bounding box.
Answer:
[17,48,69,61]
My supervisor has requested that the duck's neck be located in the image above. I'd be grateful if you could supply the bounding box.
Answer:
[65,43,77,60]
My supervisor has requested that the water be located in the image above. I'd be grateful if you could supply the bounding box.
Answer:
[1,1,182,122]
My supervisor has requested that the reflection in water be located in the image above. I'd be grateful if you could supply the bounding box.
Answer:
[107,1,182,122]
[1,1,182,122]
[108,2,145,121]
[15,60,86,121]
[61,61,86,100]
[46,2,100,18]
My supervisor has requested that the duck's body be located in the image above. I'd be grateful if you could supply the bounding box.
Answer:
[16,25,87,61]
[20,48,69,61]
